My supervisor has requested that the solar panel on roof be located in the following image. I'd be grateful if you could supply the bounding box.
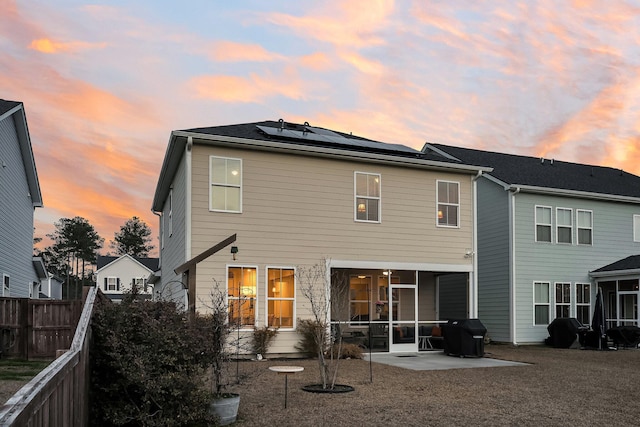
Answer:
[256,125,420,155]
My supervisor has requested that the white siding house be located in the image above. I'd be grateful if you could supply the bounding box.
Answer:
[95,255,158,302]
[0,99,45,298]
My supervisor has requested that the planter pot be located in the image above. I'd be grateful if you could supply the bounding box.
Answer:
[209,393,240,426]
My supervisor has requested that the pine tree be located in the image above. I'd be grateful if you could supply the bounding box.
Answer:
[110,216,154,257]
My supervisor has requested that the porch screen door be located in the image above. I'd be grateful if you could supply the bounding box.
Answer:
[618,292,639,327]
[389,284,418,352]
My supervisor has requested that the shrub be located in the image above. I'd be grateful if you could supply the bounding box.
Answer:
[89,293,216,426]
[330,342,364,359]
[294,318,324,357]
[252,326,278,356]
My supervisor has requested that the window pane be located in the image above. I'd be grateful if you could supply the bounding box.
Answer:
[577,211,592,227]
[268,300,294,328]
[356,173,367,196]
[537,225,551,242]
[556,305,570,318]
[634,215,640,242]
[537,207,551,224]
[578,229,592,245]
[367,174,380,197]
[448,183,458,204]
[227,187,240,211]
[367,199,379,221]
[557,209,572,226]
[558,227,572,243]
[211,186,226,210]
[535,283,549,303]
[535,306,549,325]
[438,181,448,203]
[211,157,227,183]
[227,159,241,186]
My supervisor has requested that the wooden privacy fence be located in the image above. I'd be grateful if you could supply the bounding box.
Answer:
[0,297,83,360]
[0,287,99,426]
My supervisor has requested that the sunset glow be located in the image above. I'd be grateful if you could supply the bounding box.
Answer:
[2,0,640,256]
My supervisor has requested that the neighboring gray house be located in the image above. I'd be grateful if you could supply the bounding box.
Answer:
[425,143,640,344]
[0,99,46,298]
[95,255,159,302]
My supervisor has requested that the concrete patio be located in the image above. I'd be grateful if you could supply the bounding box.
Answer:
[364,350,529,371]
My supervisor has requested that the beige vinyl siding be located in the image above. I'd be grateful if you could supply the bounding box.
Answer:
[189,144,475,353]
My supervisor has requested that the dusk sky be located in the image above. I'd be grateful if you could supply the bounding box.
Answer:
[2,1,640,256]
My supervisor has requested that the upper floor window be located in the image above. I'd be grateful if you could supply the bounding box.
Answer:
[355,172,380,222]
[556,208,573,244]
[576,283,591,325]
[267,267,295,329]
[634,215,640,242]
[227,266,256,328]
[535,206,552,242]
[210,156,242,213]
[533,281,550,325]
[554,282,571,318]
[577,210,593,245]
[105,277,120,292]
[133,277,148,292]
[2,274,9,297]
[437,180,459,227]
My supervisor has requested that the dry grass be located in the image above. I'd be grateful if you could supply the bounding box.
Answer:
[225,344,640,426]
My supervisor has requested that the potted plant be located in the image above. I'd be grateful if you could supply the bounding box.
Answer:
[199,288,241,426]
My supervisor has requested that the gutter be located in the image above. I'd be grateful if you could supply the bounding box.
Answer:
[509,186,520,345]
[508,184,640,204]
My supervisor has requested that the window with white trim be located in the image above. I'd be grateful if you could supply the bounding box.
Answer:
[105,277,120,292]
[555,282,571,318]
[576,283,591,325]
[634,215,640,242]
[2,274,9,297]
[535,206,552,242]
[355,172,380,222]
[267,267,295,328]
[577,210,593,245]
[133,277,148,292]
[210,156,242,212]
[556,207,573,244]
[534,282,550,325]
[437,180,459,227]
[227,266,256,328]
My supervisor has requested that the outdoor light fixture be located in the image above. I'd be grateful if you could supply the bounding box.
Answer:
[230,246,239,260]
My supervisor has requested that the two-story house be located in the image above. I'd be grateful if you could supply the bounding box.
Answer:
[95,255,158,302]
[151,120,489,355]
[425,143,640,344]
[0,99,46,298]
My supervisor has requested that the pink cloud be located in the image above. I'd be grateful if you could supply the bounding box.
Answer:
[207,41,283,62]
[29,38,107,53]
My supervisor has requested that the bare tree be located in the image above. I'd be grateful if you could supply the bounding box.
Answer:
[296,258,350,390]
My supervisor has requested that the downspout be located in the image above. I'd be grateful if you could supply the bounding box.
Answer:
[185,136,193,262]
[470,170,483,318]
[509,186,521,345]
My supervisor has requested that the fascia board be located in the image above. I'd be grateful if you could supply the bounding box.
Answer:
[151,132,187,212]
[590,269,640,279]
[508,184,640,204]
[8,105,43,207]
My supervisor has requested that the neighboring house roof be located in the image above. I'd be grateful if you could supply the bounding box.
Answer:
[591,255,640,276]
[0,99,43,207]
[96,255,159,272]
[152,119,491,211]
[425,143,640,200]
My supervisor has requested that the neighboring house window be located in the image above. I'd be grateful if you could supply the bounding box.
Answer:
[210,156,242,213]
[437,181,459,227]
[534,282,550,325]
[267,267,295,328]
[535,206,552,242]
[576,283,591,325]
[556,208,573,244]
[555,282,571,318]
[2,274,9,297]
[228,266,256,328]
[577,210,593,245]
[355,172,381,222]
[133,277,148,292]
[634,215,640,242]
[105,277,120,292]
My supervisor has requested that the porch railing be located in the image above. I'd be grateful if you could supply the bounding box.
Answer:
[0,287,98,426]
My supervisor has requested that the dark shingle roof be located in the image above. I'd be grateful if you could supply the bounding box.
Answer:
[0,99,21,116]
[592,255,640,273]
[184,120,457,163]
[428,144,640,199]
[97,255,159,271]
